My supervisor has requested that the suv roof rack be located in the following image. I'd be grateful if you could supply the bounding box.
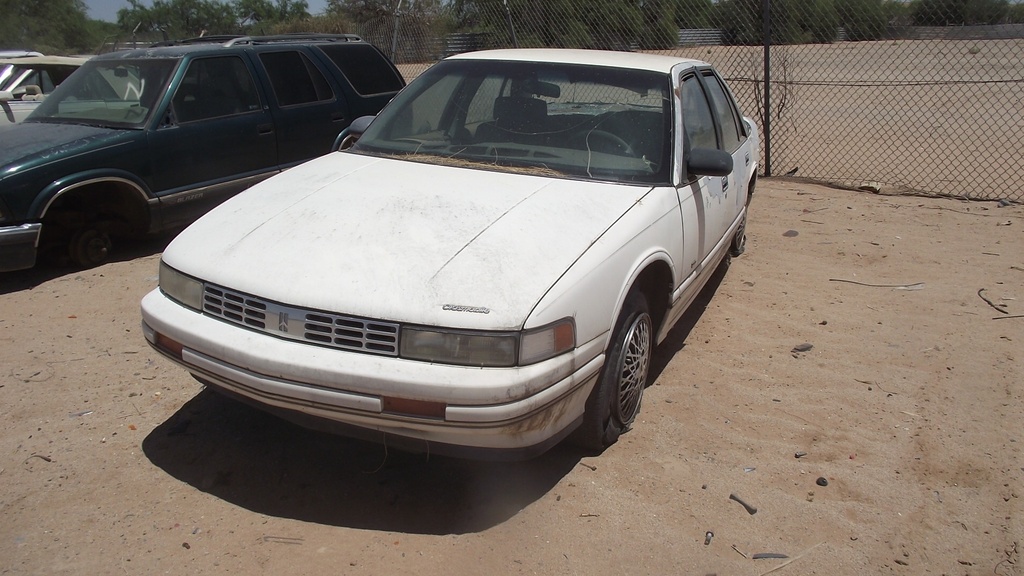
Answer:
[151,33,363,48]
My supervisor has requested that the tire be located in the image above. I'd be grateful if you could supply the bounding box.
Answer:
[573,291,653,452]
[729,209,747,257]
[69,227,112,269]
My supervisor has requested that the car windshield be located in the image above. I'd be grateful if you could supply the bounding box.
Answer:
[352,59,672,185]
[28,59,178,128]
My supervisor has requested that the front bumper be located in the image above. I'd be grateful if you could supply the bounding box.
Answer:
[0,223,41,272]
[141,289,605,459]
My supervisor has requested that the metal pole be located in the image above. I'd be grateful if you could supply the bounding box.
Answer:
[503,0,518,48]
[390,0,403,61]
[762,0,772,177]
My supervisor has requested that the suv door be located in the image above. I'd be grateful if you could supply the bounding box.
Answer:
[149,55,278,229]
[255,48,350,167]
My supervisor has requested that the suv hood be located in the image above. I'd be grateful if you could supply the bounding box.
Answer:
[163,153,651,330]
[0,122,128,174]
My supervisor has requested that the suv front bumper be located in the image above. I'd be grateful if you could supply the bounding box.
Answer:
[0,223,41,272]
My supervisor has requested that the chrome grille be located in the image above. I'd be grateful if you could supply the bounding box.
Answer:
[203,284,399,356]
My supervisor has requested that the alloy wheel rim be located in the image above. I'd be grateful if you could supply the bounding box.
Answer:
[615,312,652,424]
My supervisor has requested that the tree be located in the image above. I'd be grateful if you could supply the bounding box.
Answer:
[673,0,713,28]
[235,0,310,28]
[0,0,94,53]
[911,0,1009,26]
[117,0,239,39]
[837,0,888,41]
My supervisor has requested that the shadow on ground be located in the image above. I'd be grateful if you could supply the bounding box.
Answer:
[0,234,173,295]
[141,256,733,534]
[143,389,583,534]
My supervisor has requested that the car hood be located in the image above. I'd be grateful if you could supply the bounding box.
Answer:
[0,122,129,174]
[164,153,652,330]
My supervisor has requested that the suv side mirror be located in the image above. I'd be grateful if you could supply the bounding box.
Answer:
[333,115,376,151]
[687,147,733,177]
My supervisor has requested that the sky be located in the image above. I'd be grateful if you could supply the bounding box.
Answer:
[83,0,330,23]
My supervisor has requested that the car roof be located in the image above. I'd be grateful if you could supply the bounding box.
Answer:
[448,49,707,74]
[94,33,368,60]
[0,55,89,66]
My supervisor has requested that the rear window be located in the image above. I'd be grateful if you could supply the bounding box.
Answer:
[317,44,404,95]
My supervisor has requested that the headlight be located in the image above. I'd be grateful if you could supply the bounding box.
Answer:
[159,261,204,311]
[520,318,575,365]
[401,328,518,367]
[399,318,575,367]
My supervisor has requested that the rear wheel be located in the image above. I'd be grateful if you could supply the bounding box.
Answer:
[69,227,112,268]
[573,291,653,452]
[729,210,747,257]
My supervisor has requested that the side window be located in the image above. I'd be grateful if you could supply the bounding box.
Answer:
[172,57,261,123]
[316,44,405,95]
[259,51,333,107]
[703,71,743,153]
[681,74,717,151]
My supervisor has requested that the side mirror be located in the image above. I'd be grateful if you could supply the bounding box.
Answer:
[332,115,376,151]
[687,147,733,177]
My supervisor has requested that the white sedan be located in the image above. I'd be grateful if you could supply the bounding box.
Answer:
[141,49,758,459]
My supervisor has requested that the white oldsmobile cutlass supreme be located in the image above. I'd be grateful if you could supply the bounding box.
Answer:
[141,49,759,459]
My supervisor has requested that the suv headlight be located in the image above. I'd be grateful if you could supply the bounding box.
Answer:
[159,261,204,311]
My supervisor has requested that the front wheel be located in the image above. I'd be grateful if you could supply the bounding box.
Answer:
[69,227,112,268]
[572,291,653,452]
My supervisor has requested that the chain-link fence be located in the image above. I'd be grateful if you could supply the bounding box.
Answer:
[349,0,1023,201]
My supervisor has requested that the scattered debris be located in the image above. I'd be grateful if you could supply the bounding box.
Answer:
[858,182,882,193]
[753,553,790,560]
[829,278,925,290]
[744,467,756,473]
[816,477,829,487]
[978,288,1009,314]
[732,544,749,558]
[729,493,758,515]
[791,343,813,353]
[25,454,52,463]
[783,230,799,237]
[758,542,824,576]
[704,531,714,545]
[261,536,304,545]
[579,513,600,518]
[578,462,597,471]
[181,542,191,550]
[68,409,93,417]
[795,451,808,458]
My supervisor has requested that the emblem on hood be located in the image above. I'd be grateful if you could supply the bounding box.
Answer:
[442,304,491,314]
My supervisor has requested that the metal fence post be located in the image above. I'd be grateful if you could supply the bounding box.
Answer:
[762,0,772,177]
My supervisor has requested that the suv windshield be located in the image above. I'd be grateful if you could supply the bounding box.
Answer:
[352,59,672,185]
[29,59,178,128]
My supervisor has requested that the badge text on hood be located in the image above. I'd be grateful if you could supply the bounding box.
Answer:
[443,304,491,314]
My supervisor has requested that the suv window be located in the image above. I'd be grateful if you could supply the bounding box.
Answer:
[259,51,333,107]
[681,74,716,151]
[172,56,261,123]
[317,44,404,95]
[702,71,743,153]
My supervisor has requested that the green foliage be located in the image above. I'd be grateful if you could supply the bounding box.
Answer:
[235,0,310,28]
[837,0,888,40]
[638,0,681,50]
[910,0,1009,25]
[673,0,712,28]
[0,0,95,53]
[1010,2,1024,23]
[801,0,840,43]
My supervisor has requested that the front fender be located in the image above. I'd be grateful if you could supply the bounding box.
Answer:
[32,170,153,219]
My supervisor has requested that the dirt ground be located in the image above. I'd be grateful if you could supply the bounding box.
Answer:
[1,179,1021,575]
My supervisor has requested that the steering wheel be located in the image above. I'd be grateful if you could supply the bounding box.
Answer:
[574,129,635,156]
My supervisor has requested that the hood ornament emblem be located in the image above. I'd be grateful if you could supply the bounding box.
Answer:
[442,304,491,314]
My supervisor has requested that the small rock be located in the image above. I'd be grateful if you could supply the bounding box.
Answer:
[792,343,813,353]
[816,477,829,487]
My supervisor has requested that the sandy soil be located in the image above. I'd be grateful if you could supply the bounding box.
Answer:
[1,179,1021,575]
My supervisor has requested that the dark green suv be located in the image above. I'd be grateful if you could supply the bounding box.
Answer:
[0,34,404,272]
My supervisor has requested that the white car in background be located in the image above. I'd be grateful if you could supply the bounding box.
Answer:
[142,48,759,460]
[0,55,88,123]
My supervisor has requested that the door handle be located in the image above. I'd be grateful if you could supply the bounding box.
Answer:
[330,112,346,122]
[257,123,274,135]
